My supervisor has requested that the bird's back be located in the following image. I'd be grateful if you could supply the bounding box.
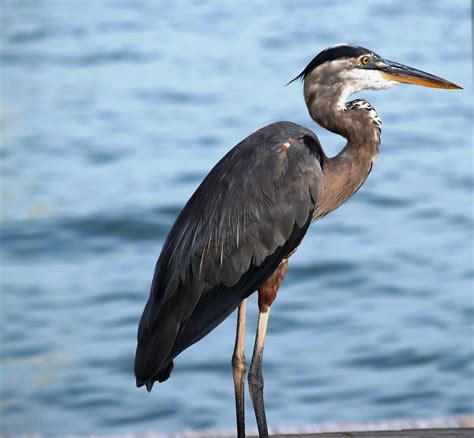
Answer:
[135,121,325,390]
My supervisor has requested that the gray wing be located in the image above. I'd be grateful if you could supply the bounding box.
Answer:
[135,121,324,390]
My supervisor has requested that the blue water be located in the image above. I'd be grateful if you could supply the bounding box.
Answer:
[1,0,472,435]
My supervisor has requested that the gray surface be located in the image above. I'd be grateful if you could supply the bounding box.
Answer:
[270,429,474,438]
[1,0,472,436]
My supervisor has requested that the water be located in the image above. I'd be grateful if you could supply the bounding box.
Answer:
[1,0,472,435]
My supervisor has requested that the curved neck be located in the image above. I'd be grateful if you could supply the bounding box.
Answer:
[304,82,382,218]
[304,78,381,143]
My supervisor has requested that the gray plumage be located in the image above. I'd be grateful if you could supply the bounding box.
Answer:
[135,122,324,389]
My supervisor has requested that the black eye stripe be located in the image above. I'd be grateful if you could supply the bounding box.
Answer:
[288,45,380,84]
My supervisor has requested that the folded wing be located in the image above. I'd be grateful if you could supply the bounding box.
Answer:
[135,121,324,390]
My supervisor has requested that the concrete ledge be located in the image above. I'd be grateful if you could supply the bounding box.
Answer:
[170,416,474,438]
[268,428,473,438]
[2,416,473,438]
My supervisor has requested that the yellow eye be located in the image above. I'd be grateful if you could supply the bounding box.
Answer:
[361,56,370,65]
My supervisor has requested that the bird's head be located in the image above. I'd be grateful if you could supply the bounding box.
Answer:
[289,44,461,107]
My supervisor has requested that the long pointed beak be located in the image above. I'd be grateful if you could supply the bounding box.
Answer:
[377,59,462,89]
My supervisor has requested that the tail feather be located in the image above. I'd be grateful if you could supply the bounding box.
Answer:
[134,316,179,391]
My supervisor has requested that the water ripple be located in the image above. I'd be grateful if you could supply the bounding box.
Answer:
[101,405,179,427]
[1,49,156,67]
[1,208,170,258]
[345,349,444,370]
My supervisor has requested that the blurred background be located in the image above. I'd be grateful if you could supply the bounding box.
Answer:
[0,0,472,435]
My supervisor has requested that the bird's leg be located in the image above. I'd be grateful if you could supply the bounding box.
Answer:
[248,308,270,437]
[248,259,288,438]
[232,298,248,438]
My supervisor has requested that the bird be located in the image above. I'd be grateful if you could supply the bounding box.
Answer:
[134,44,461,437]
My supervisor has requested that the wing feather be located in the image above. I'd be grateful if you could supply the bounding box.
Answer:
[135,121,324,388]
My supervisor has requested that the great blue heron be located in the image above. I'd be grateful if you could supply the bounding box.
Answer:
[134,44,461,437]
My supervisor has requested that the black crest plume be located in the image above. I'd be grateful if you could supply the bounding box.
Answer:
[286,44,375,85]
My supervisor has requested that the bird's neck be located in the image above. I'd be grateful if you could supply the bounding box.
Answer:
[305,87,381,218]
